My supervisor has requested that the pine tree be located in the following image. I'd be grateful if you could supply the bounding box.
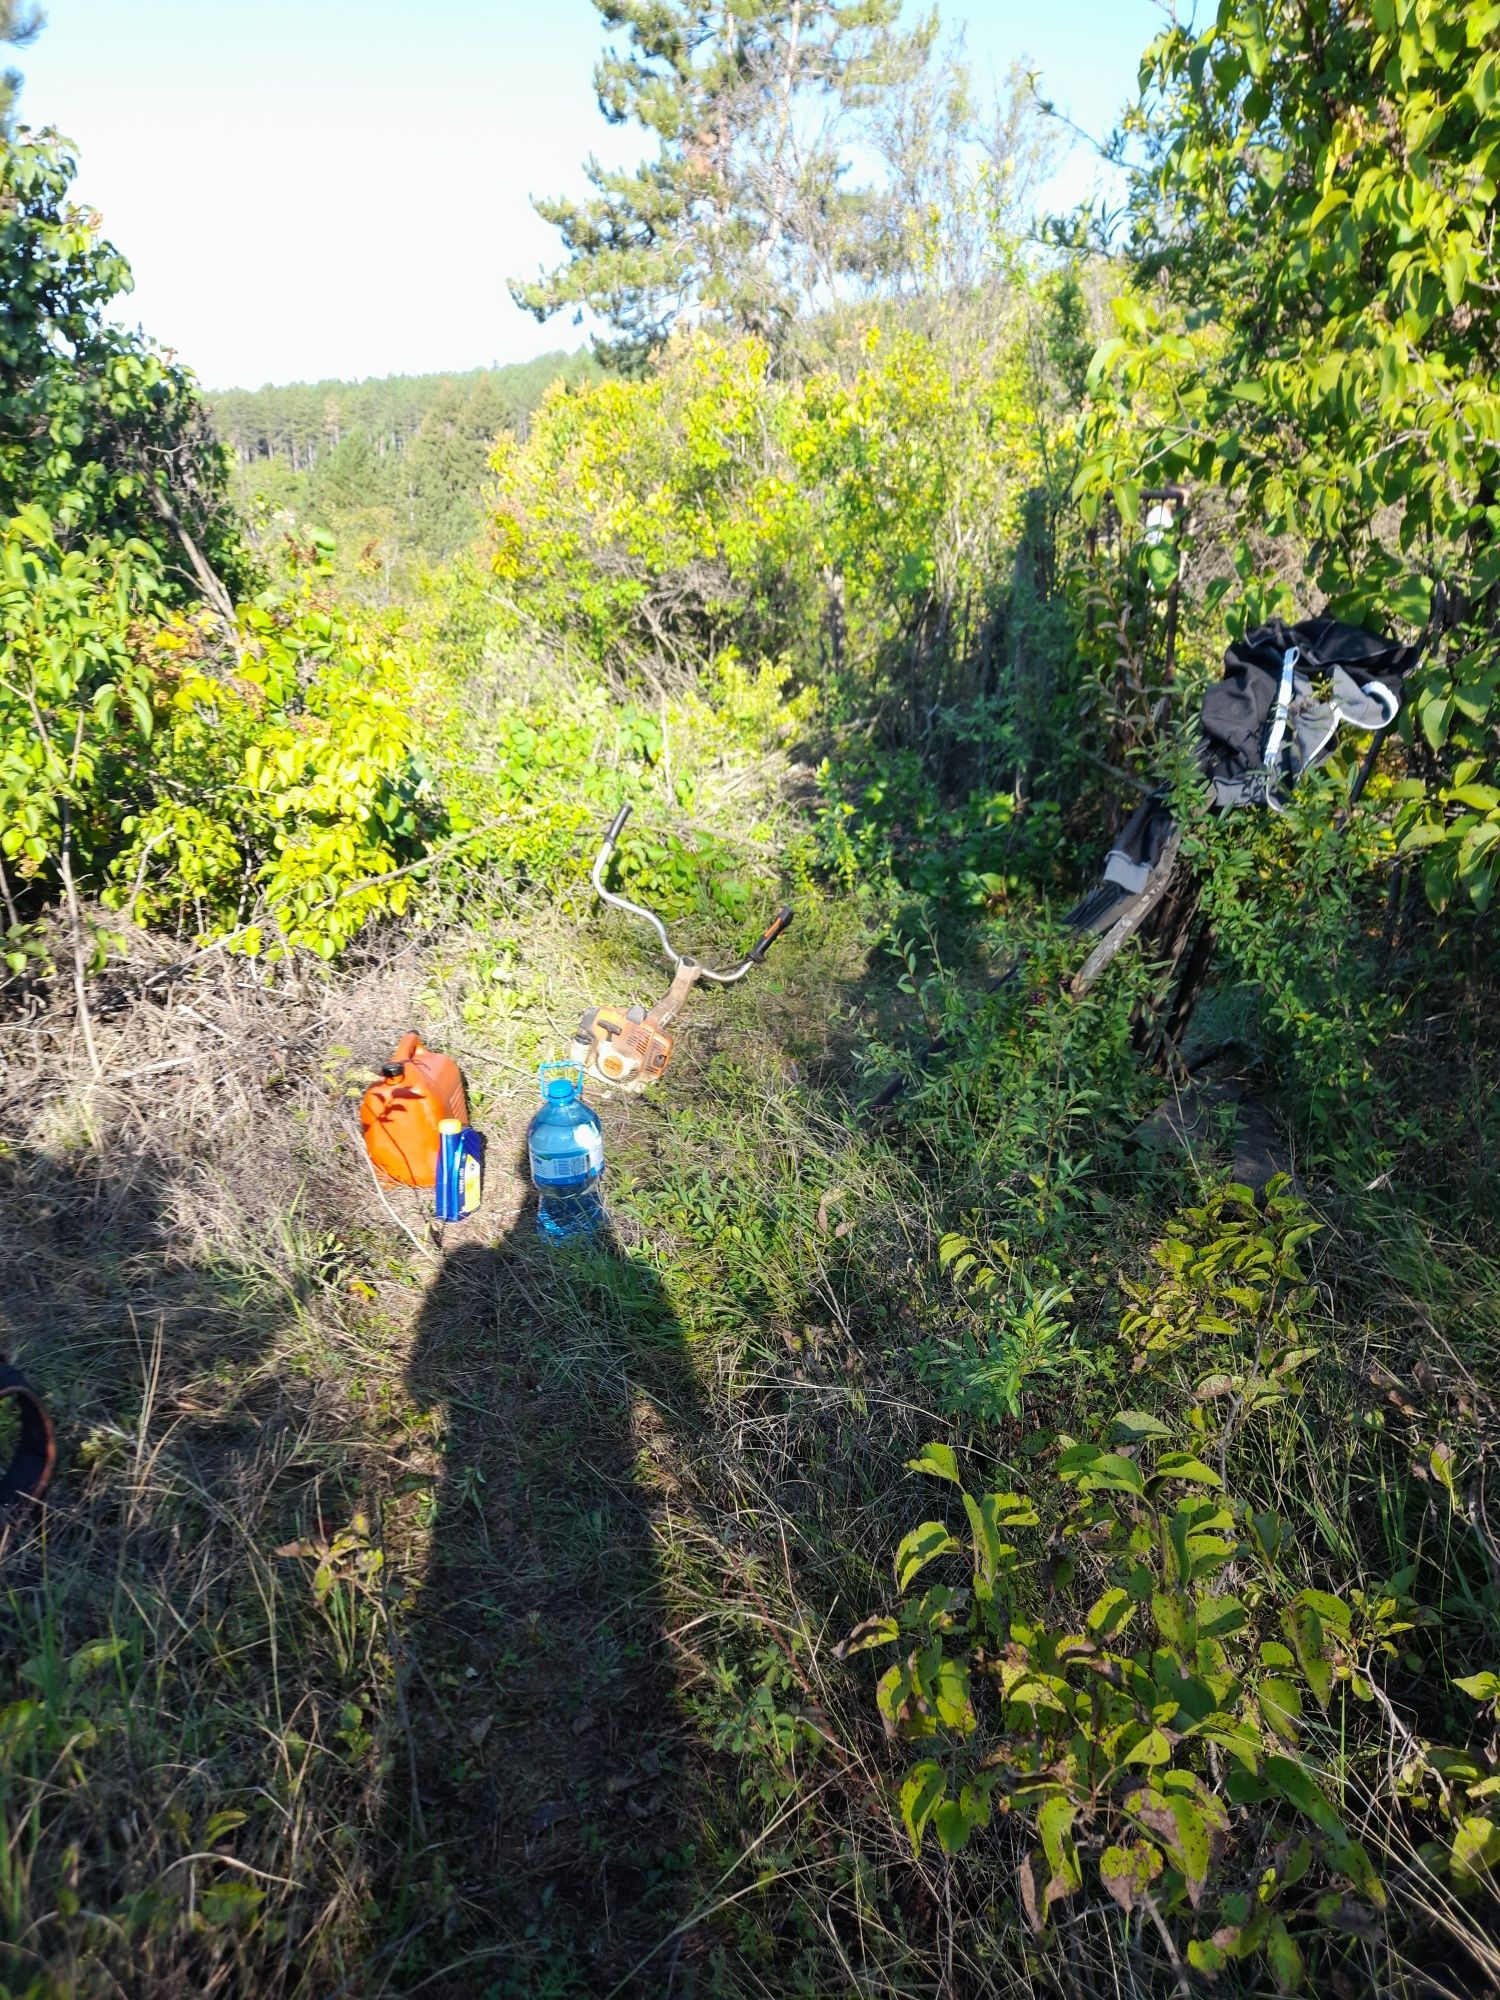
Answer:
[511,0,932,366]
[0,0,43,135]
[310,427,391,522]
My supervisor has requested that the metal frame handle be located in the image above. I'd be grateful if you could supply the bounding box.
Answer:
[590,805,792,984]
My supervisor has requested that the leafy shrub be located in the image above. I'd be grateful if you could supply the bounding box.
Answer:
[1,128,248,593]
[919,1260,1093,1429]
[489,334,797,669]
[0,510,450,964]
[488,319,1045,728]
[854,1432,1404,1990]
[107,575,441,959]
[0,508,162,902]
[851,1178,1500,1989]
[1172,761,1398,1138]
[1078,0,1500,910]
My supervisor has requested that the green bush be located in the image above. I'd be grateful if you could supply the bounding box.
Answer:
[1,128,248,594]
[0,508,162,910]
[1078,0,1500,911]
[854,1181,1500,1991]
[106,569,441,959]
[488,318,1048,726]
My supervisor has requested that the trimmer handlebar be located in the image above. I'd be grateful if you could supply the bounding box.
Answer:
[589,804,793,983]
[748,906,794,963]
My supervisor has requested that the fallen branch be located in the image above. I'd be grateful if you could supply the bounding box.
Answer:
[1069,822,1185,997]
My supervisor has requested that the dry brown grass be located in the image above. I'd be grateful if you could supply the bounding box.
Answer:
[0,892,940,1998]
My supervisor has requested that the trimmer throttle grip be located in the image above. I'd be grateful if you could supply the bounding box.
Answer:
[749,905,794,963]
[603,804,632,848]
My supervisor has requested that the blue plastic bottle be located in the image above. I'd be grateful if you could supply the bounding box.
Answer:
[527,1062,606,1241]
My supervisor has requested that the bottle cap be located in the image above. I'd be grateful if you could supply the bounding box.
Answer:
[438,1118,462,1134]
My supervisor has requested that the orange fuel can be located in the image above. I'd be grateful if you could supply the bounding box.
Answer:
[359,1033,468,1188]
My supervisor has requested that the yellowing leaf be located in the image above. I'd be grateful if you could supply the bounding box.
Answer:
[899,1760,945,1856]
[894,1521,960,1591]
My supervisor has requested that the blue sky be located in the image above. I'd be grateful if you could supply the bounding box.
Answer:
[16,0,1164,390]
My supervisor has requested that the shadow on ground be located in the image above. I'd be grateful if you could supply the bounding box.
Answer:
[382,1144,706,1997]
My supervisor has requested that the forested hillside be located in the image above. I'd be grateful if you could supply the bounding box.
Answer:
[208,355,593,470]
[3,2,1499,1998]
[207,354,600,574]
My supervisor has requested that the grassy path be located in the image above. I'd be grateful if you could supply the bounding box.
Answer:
[0,867,936,1997]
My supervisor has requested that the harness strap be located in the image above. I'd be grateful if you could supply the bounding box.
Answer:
[1261,644,1301,772]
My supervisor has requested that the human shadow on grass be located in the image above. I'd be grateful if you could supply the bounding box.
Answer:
[387,1148,704,1998]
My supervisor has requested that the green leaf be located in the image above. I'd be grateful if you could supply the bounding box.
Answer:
[125,682,153,740]
[1086,338,1128,388]
[876,1661,929,1736]
[1264,1753,1342,1837]
[900,1761,945,1856]
[932,1655,975,1733]
[1058,1446,1145,1496]
[963,1490,1009,1585]
[1308,187,1350,229]
[1168,1794,1211,1904]
[1123,1726,1174,1767]
[68,1637,127,1682]
[1430,1440,1457,1500]
[1455,1671,1500,1702]
[1335,1837,1386,1907]
[198,1880,265,1927]
[1265,1917,1305,1992]
[1037,1794,1079,1888]
[936,1232,972,1269]
[1294,1589,1351,1635]
[907,1442,962,1486]
[894,1521,961,1591]
[1099,1839,1163,1913]
[1452,1814,1500,1883]
[1198,1594,1248,1639]
[1153,1451,1222,1488]
[1109,1409,1173,1444]
[1261,1676,1304,1737]
[932,1798,974,1853]
[838,1615,898,1658]
[1282,1601,1334,1709]
[1087,1587,1135,1640]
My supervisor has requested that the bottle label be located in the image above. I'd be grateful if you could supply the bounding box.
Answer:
[536,1152,600,1176]
[530,1117,603,1189]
